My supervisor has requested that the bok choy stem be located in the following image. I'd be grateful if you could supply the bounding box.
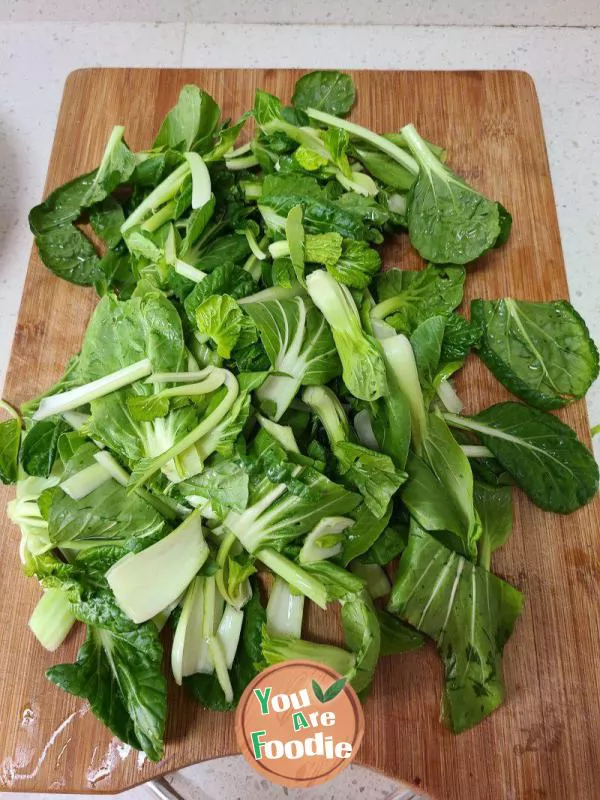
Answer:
[34,358,152,421]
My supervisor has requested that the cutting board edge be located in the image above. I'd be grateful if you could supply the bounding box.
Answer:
[2,67,598,799]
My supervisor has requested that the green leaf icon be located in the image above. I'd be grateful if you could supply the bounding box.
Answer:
[312,677,347,703]
[312,679,326,703]
[323,677,347,702]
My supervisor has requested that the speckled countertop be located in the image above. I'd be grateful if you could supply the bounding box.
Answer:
[0,14,599,800]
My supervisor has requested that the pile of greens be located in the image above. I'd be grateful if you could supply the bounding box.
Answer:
[1,70,598,759]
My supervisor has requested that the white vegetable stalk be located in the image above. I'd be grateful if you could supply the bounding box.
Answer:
[266,578,304,639]
[299,517,354,564]
[225,154,259,171]
[217,604,244,668]
[163,224,178,264]
[238,285,304,305]
[254,297,309,421]
[60,461,112,500]
[302,386,350,445]
[9,474,60,557]
[306,108,419,175]
[62,410,90,431]
[153,595,182,633]
[171,577,206,685]
[93,451,129,486]
[175,261,207,283]
[241,180,263,201]
[34,358,152,421]
[171,445,204,484]
[172,575,218,680]
[243,227,268,260]
[268,240,290,259]
[188,351,201,372]
[202,576,217,638]
[243,235,269,280]
[107,510,209,624]
[436,378,464,414]
[387,193,408,216]
[336,170,378,197]
[460,445,494,458]
[121,161,190,233]
[196,577,221,676]
[224,141,252,159]
[141,201,176,233]
[370,316,396,340]
[306,270,364,354]
[184,152,212,209]
[146,368,214,384]
[354,409,380,451]
[256,414,300,453]
[81,125,126,206]
[28,588,75,652]
[208,636,234,703]
[257,548,328,609]
[258,205,286,233]
[157,370,226,398]
[224,468,301,552]
[400,124,443,175]
[263,632,355,677]
[350,563,391,599]
[443,412,524,446]
[215,531,252,610]
[379,334,427,456]
[129,370,239,489]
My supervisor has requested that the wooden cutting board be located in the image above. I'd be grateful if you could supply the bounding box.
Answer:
[0,68,598,799]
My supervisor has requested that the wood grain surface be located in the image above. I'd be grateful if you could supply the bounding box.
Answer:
[0,69,598,799]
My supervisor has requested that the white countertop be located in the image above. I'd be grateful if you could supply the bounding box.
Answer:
[0,18,599,800]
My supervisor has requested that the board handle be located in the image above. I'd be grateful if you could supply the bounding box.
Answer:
[148,774,427,800]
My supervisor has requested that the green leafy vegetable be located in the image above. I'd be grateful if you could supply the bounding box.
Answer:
[327,240,381,289]
[154,85,220,152]
[195,294,249,358]
[244,295,340,420]
[80,126,136,207]
[445,403,599,514]
[89,197,125,249]
[293,71,356,117]
[377,610,423,656]
[474,482,513,569]
[388,523,523,733]
[12,70,599,753]
[472,298,599,409]
[373,264,465,334]
[353,145,415,192]
[29,172,97,235]
[260,174,381,241]
[402,413,480,559]
[47,620,167,760]
[0,403,21,484]
[307,269,386,401]
[356,524,407,565]
[36,225,104,286]
[224,430,360,554]
[334,441,406,518]
[184,262,256,324]
[401,124,507,264]
[21,419,69,478]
